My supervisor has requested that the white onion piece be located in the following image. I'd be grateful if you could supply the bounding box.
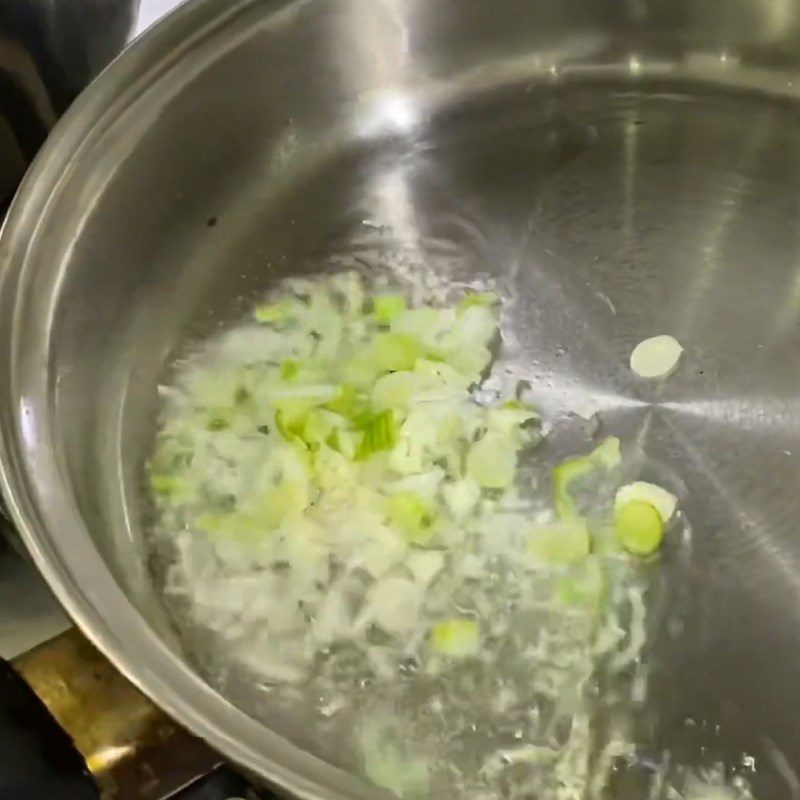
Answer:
[615,481,678,523]
[354,577,422,636]
[629,334,683,379]
[312,588,353,645]
[406,551,445,585]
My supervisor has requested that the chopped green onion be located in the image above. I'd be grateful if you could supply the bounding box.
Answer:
[268,384,339,404]
[299,410,330,446]
[340,348,382,386]
[445,305,498,352]
[553,459,593,519]
[445,345,492,380]
[254,300,298,324]
[280,360,301,380]
[553,437,621,519]
[325,427,361,460]
[372,371,418,412]
[324,383,362,419]
[197,511,268,542]
[527,520,591,565]
[615,481,677,523]
[387,437,424,474]
[629,334,683,379]
[615,500,664,555]
[442,478,481,521]
[373,294,407,324]
[556,558,606,608]
[356,410,398,459]
[275,409,308,447]
[466,433,517,489]
[375,333,420,373]
[487,403,539,439]
[430,619,480,657]
[592,436,622,468]
[150,474,185,497]
[391,307,441,341]
[255,480,309,529]
[387,492,436,543]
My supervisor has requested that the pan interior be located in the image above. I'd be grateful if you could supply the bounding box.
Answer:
[17,5,800,790]
[107,76,800,799]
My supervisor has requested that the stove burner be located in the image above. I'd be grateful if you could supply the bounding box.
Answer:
[3,630,276,800]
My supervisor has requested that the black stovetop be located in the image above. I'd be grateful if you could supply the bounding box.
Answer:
[174,768,267,800]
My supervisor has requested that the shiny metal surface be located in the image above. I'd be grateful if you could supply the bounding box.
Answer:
[0,0,141,656]
[4,0,800,797]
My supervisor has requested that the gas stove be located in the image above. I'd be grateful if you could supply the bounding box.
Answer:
[0,3,275,798]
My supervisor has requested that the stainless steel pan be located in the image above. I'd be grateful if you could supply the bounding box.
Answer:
[3,0,800,797]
